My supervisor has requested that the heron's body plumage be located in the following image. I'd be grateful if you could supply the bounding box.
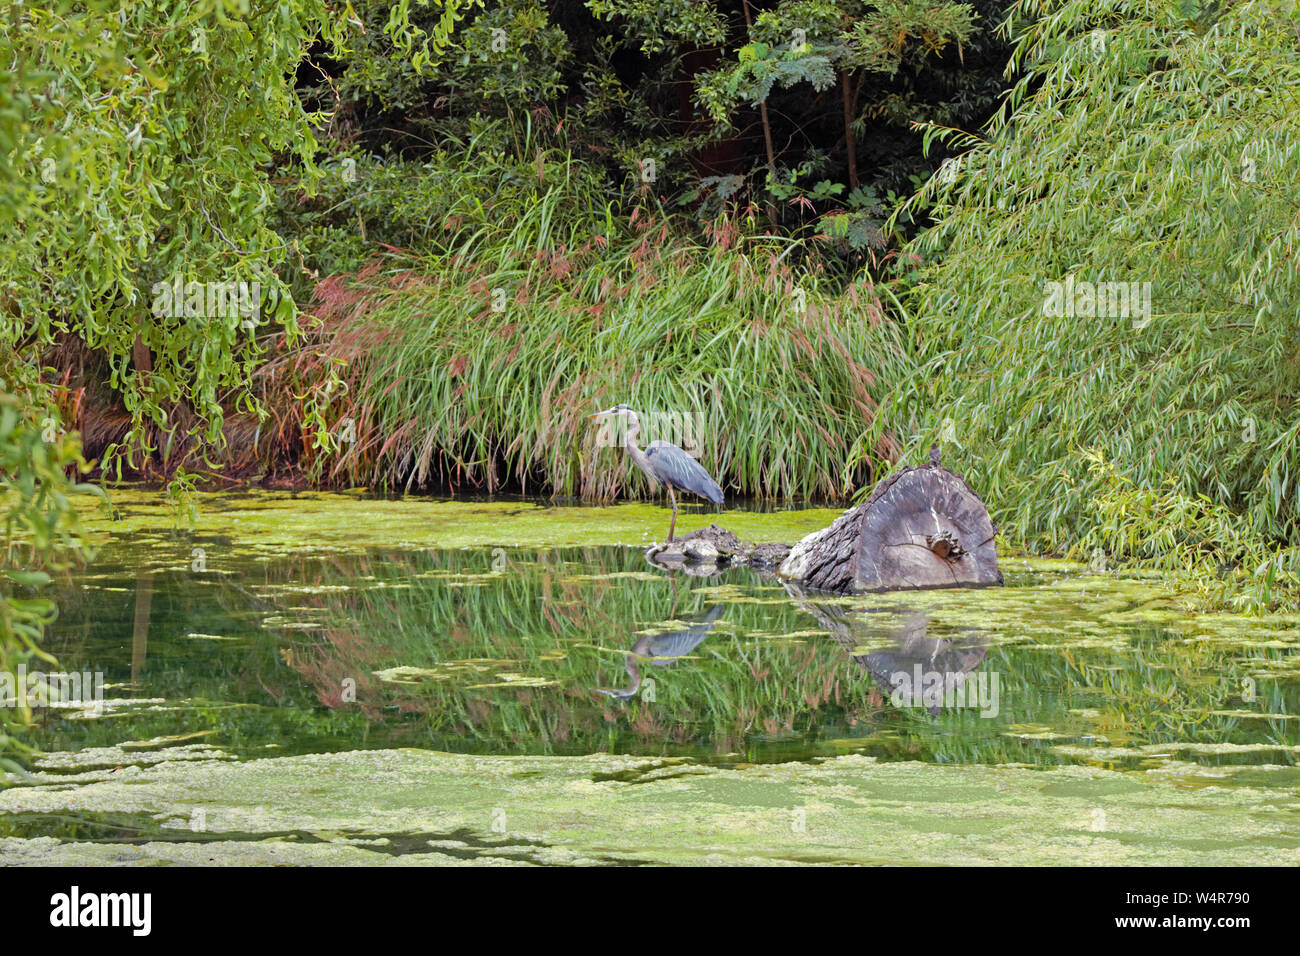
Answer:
[588,403,725,541]
[645,440,725,504]
[592,606,723,699]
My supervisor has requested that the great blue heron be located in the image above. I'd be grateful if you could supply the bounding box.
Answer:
[593,606,724,700]
[589,404,724,542]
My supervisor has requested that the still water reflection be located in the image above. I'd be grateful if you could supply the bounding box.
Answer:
[28,539,1300,770]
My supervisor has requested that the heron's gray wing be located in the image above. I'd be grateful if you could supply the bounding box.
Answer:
[644,441,724,503]
[646,605,724,664]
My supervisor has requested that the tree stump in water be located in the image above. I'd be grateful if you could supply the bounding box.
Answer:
[779,449,1002,593]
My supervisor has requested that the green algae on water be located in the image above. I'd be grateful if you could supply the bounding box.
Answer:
[76,487,845,556]
[3,747,1299,866]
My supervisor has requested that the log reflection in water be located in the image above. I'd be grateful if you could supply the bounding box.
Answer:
[785,583,989,715]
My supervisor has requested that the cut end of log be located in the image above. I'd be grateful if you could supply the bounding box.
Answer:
[779,459,1002,593]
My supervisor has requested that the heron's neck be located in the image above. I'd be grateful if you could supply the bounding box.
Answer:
[623,414,652,474]
[624,633,656,685]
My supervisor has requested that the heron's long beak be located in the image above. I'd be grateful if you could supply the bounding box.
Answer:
[589,409,611,419]
[591,686,636,700]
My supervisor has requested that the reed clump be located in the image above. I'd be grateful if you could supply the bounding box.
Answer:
[279,123,906,502]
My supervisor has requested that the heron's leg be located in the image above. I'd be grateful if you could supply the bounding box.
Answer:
[667,486,677,542]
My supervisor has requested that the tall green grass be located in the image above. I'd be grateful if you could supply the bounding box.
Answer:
[279,120,906,501]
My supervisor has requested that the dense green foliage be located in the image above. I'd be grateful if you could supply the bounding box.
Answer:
[0,5,103,766]
[5,0,1300,777]
[0,0,465,762]
[2,0,468,471]
[883,0,1300,606]
[0,382,99,770]
[295,0,1009,267]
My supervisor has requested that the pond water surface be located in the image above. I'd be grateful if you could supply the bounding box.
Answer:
[2,491,1299,865]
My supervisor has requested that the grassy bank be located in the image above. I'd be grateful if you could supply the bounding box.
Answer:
[270,123,906,502]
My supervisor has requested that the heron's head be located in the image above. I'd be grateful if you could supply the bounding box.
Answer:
[588,403,634,420]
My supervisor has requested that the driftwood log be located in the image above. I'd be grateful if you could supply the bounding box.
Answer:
[779,447,1002,593]
[647,523,790,573]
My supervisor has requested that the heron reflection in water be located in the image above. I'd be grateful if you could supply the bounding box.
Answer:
[593,606,724,700]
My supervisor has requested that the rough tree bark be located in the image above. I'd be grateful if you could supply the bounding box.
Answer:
[779,448,1002,593]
